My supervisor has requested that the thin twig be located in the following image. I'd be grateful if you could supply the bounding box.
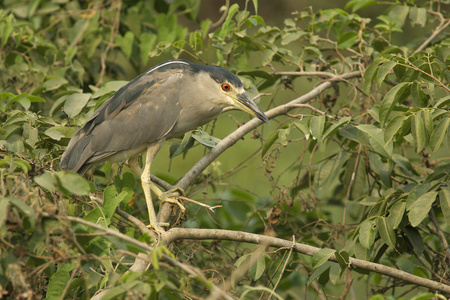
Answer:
[211,0,230,29]
[268,238,294,300]
[178,196,222,212]
[61,215,155,252]
[402,60,450,92]
[429,209,450,259]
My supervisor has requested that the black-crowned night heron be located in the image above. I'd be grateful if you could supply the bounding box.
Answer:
[60,60,269,232]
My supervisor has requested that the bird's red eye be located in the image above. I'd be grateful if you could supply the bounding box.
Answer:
[221,83,231,91]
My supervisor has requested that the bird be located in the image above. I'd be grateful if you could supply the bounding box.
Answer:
[60,59,270,232]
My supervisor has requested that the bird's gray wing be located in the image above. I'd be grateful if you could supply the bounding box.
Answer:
[60,70,183,174]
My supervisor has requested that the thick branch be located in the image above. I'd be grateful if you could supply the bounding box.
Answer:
[163,228,450,295]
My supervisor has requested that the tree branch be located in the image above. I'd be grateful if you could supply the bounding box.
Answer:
[163,228,450,295]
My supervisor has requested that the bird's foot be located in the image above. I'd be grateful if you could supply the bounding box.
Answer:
[146,221,169,234]
[158,187,186,212]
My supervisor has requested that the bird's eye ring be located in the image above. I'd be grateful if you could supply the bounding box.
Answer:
[221,83,231,91]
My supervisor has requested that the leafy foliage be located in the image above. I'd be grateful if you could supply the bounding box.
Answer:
[0,0,449,299]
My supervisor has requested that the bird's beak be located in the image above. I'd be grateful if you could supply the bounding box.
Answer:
[235,92,270,124]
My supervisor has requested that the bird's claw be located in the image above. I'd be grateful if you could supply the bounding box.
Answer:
[158,187,186,212]
[146,221,169,234]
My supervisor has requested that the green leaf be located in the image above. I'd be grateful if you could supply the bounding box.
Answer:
[252,0,258,14]
[249,254,266,281]
[1,14,13,48]
[377,60,397,87]
[422,110,433,137]
[404,226,424,256]
[377,216,396,248]
[429,116,450,152]
[387,200,405,229]
[310,115,325,141]
[69,19,89,45]
[44,126,76,141]
[8,197,36,227]
[57,172,91,196]
[359,218,376,249]
[139,33,157,65]
[363,59,383,94]
[392,154,417,176]
[281,31,305,45]
[293,120,311,139]
[335,251,349,271]
[83,207,105,225]
[46,270,70,300]
[410,293,438,300]
[345,0,377,12]
[192,129,221,148]
[409,7,427,27]
[408,191,437,227]
[120,31,135,59]
[307,262,331,286]
[337,31,358,49]
[43,77,68,91]
[103,187,133,221]
[379,82,410,127]
[312,248,335,268]
[23,123,38,148]
[150,246,173,271]
[63,93,91,118]
[12,158,31,173]
[339,124,370,146]
[170,132,195,158]
[358,125,393,158]
[34,172,57,192]
[329,263,340,285]
[218,3,239,39]
[434,96,450,108]
[92,81,128,99]
[262,126,292,156]
[322,117,351,141]
[368,105,380,123]
[0,198,9,230]
[261,48,277,66]
[439,188,450,225]
[101,282,138,300]
[411,82,429,107]
[387,5,409,28]
[384,114,409,145]
[411,113,426,153]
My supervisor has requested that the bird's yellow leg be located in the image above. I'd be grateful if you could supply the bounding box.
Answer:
[140,143,165,233]
[128,143,184,230]
[129,152,185,212]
